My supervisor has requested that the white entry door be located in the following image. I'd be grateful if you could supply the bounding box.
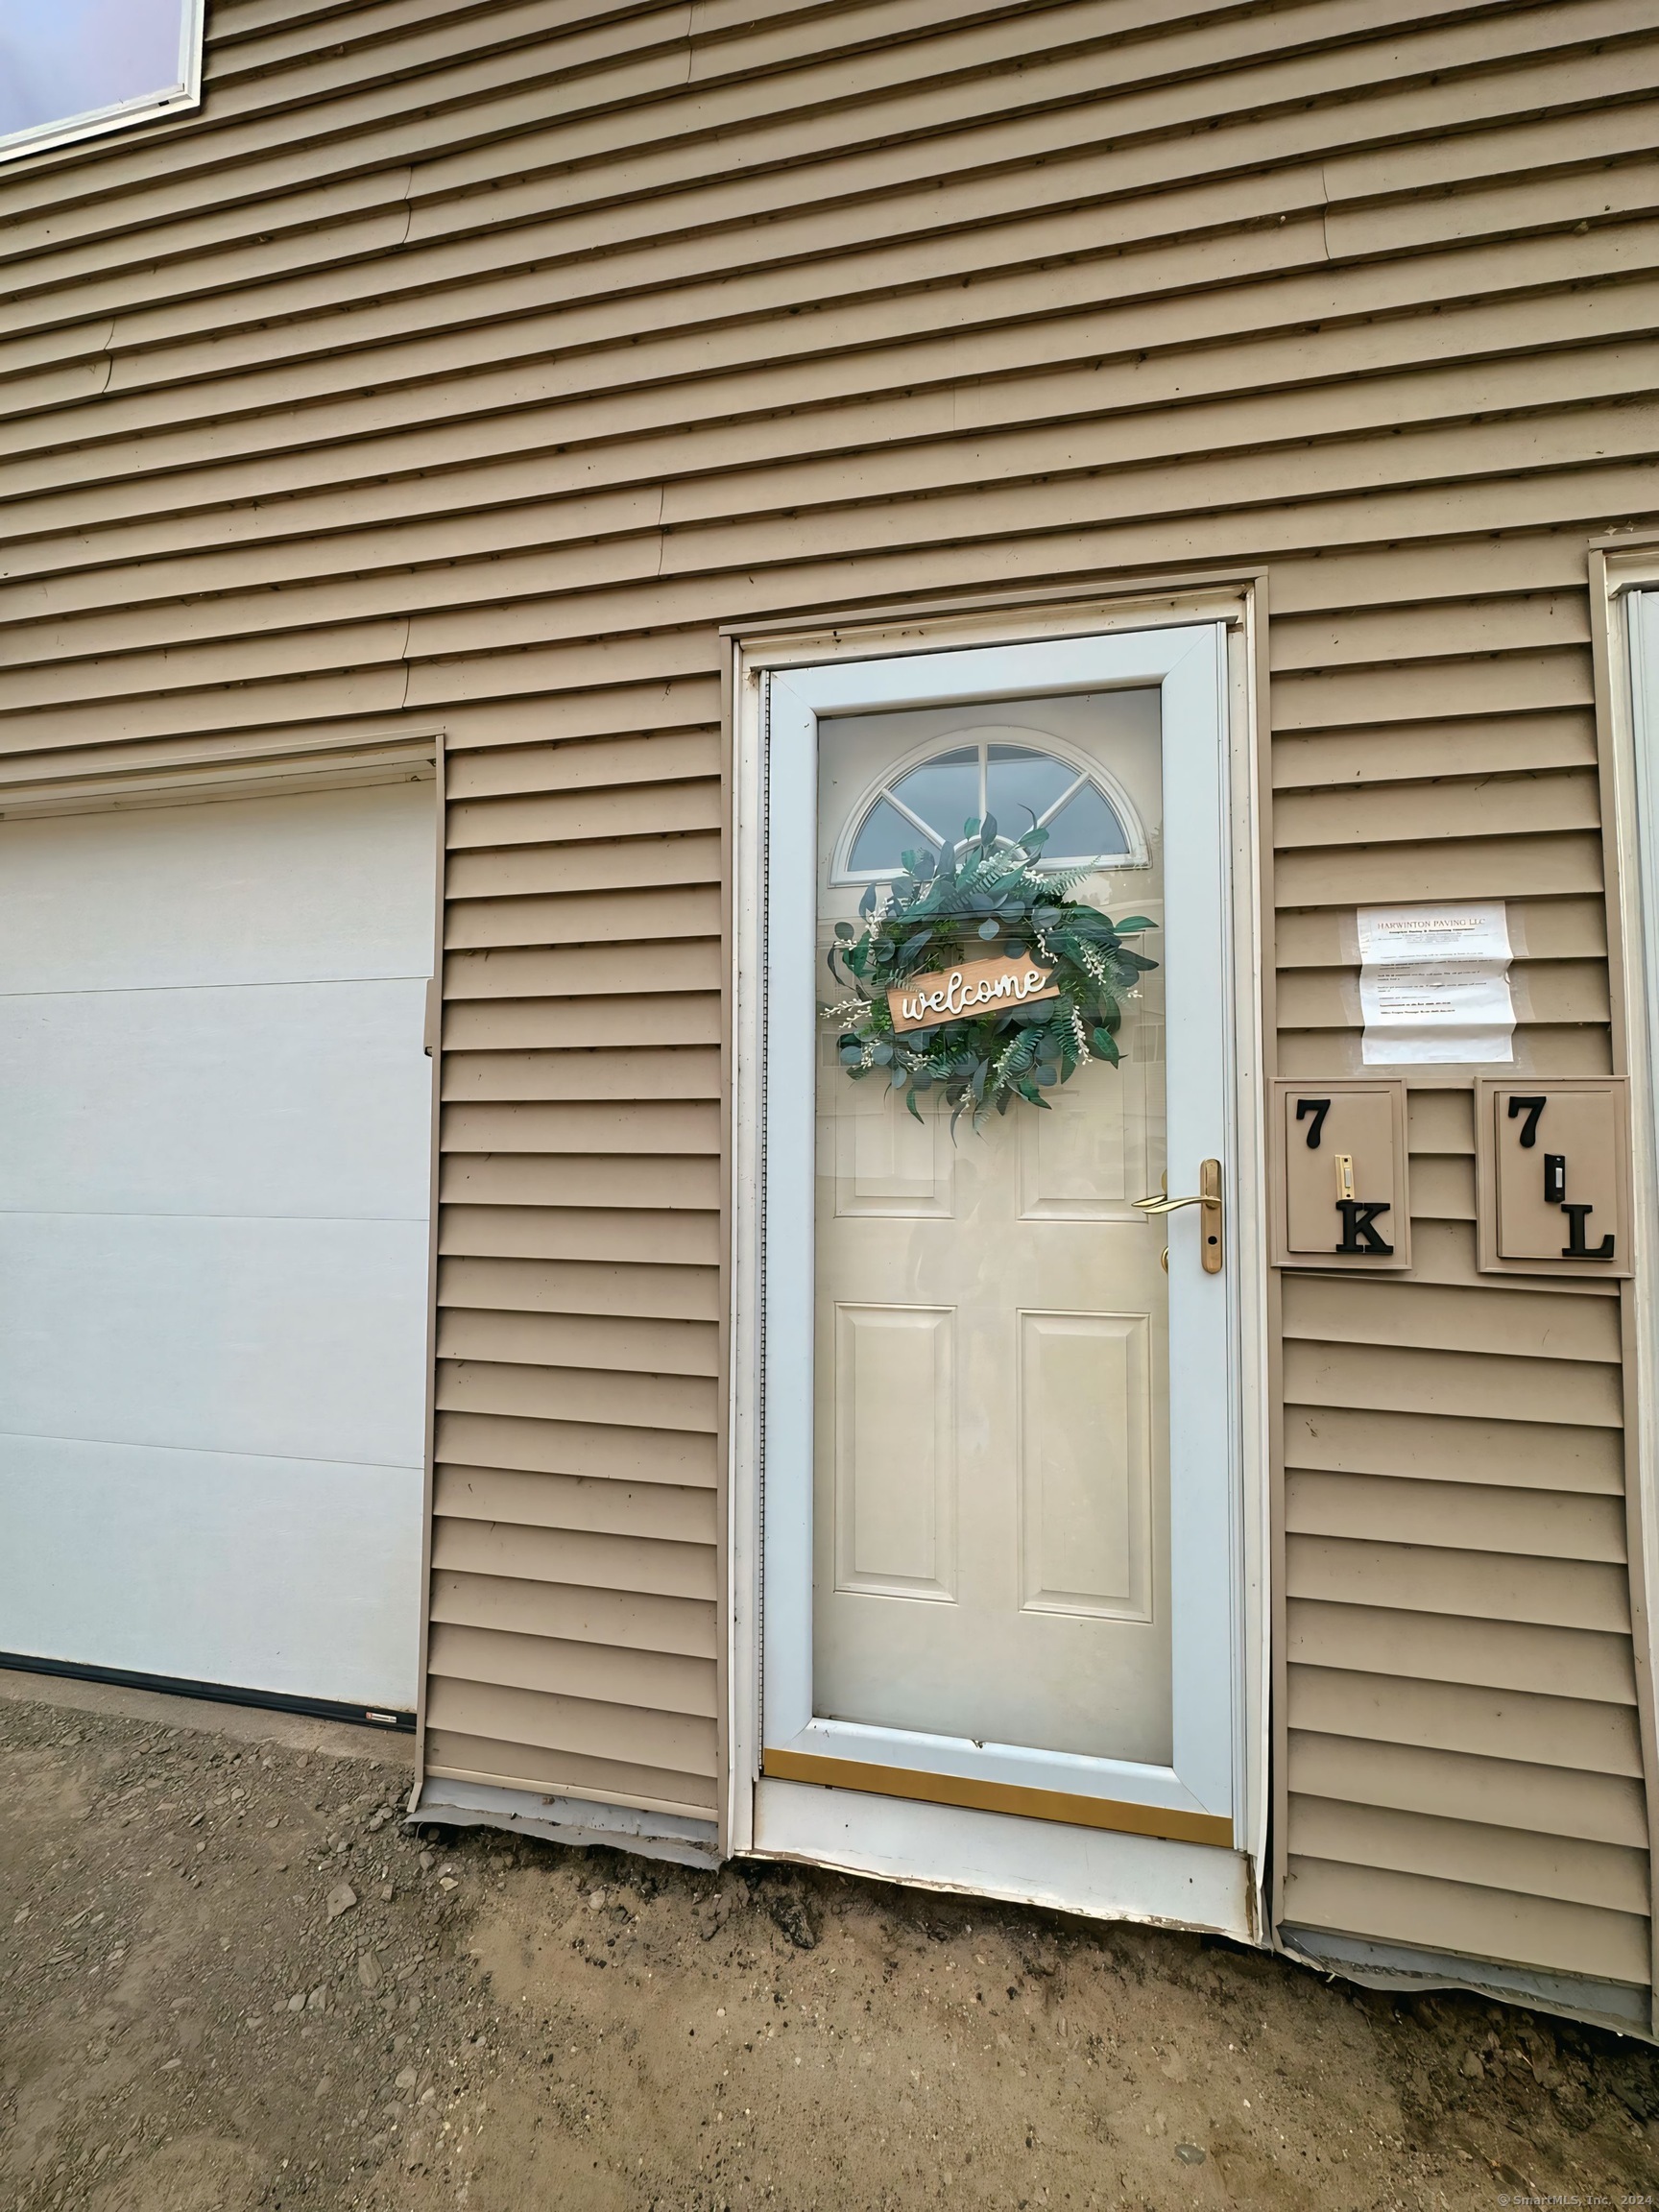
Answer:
[813,692,1173,1765]
[0,781,435,1713]
[749,622,1253,1888]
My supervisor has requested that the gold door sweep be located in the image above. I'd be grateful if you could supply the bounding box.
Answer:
[761,1748,1233,1848]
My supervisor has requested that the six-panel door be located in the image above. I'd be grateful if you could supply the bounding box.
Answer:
[812,693,1173,1768]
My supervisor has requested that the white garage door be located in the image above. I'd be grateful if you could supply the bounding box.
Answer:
[0,780,435,1713]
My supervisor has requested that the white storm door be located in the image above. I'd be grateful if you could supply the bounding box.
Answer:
[0,782,435,1711]
[757,624,1243,1843]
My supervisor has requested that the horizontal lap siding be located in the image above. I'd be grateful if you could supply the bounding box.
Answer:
[1274,595,1645,1984]
[431,709,724,1817]
[0,0,1650,1963]
[1280,1161,1647,1984]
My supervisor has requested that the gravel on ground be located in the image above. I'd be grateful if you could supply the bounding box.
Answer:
[3,1682,1659,2210]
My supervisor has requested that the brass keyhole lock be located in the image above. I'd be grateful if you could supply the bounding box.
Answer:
[1135,1161,1224,1274]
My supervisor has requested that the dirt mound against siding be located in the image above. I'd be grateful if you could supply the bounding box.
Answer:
[2,1692,1657,2211]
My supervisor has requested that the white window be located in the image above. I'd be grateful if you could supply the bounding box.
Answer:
[1,0,203,165]
[834,726,1150,883]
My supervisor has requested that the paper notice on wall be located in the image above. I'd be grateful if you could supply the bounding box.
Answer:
[1357,902,1515,1065]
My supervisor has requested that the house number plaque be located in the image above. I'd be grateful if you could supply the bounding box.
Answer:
[1269,1077,1411,1271]
[1474,1077,1632,1278]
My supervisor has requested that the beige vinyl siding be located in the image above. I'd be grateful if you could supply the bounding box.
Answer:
[0,0,1651,1975]
[1279,1112,1643,1987]
[1280,805,1638,1993]
[428,706,724,1817]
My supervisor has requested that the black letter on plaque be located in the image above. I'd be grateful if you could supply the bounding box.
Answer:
[1560,1205,1615,1262]
[1543,1153,1567,1205]
[1336,1200,1394,1256]
[1507,1095,1547,1148]
[1296,1098,1331,1150]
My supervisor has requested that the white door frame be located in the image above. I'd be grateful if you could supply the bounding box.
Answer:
[728,592,1269,1936]
[1594,547,1659,2022]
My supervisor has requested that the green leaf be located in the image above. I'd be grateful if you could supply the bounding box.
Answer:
[1113,916,1157,934]
[977,919,999,939]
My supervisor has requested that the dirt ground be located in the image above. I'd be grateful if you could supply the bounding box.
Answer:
[4,1680,1659,2211]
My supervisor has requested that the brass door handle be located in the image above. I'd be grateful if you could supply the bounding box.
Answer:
[1134,1159,1224,1273]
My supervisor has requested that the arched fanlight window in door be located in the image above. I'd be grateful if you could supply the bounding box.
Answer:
[833,727,1148,885]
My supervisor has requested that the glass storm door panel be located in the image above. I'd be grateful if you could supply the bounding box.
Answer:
[814,695,1170,1764]
[757,623,1242,1836]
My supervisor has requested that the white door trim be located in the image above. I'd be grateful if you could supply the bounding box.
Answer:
[728,595,1269,1933]
[1592,549,1659,2023]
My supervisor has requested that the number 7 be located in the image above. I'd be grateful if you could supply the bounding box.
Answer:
[1295,1098,1331,1150]
[1507,1095,1547,1148]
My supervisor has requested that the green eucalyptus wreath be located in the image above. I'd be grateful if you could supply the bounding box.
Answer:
[823,811,1159,1136]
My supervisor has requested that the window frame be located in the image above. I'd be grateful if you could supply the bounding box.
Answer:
[0,0,204,167]
[830,719,1152,885]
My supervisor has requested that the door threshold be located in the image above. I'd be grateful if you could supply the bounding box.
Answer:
[762,1747,1231,1847]
[753,1775,1260,1941]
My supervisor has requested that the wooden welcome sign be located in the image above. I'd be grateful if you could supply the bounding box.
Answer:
[887,952,1062,1033]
